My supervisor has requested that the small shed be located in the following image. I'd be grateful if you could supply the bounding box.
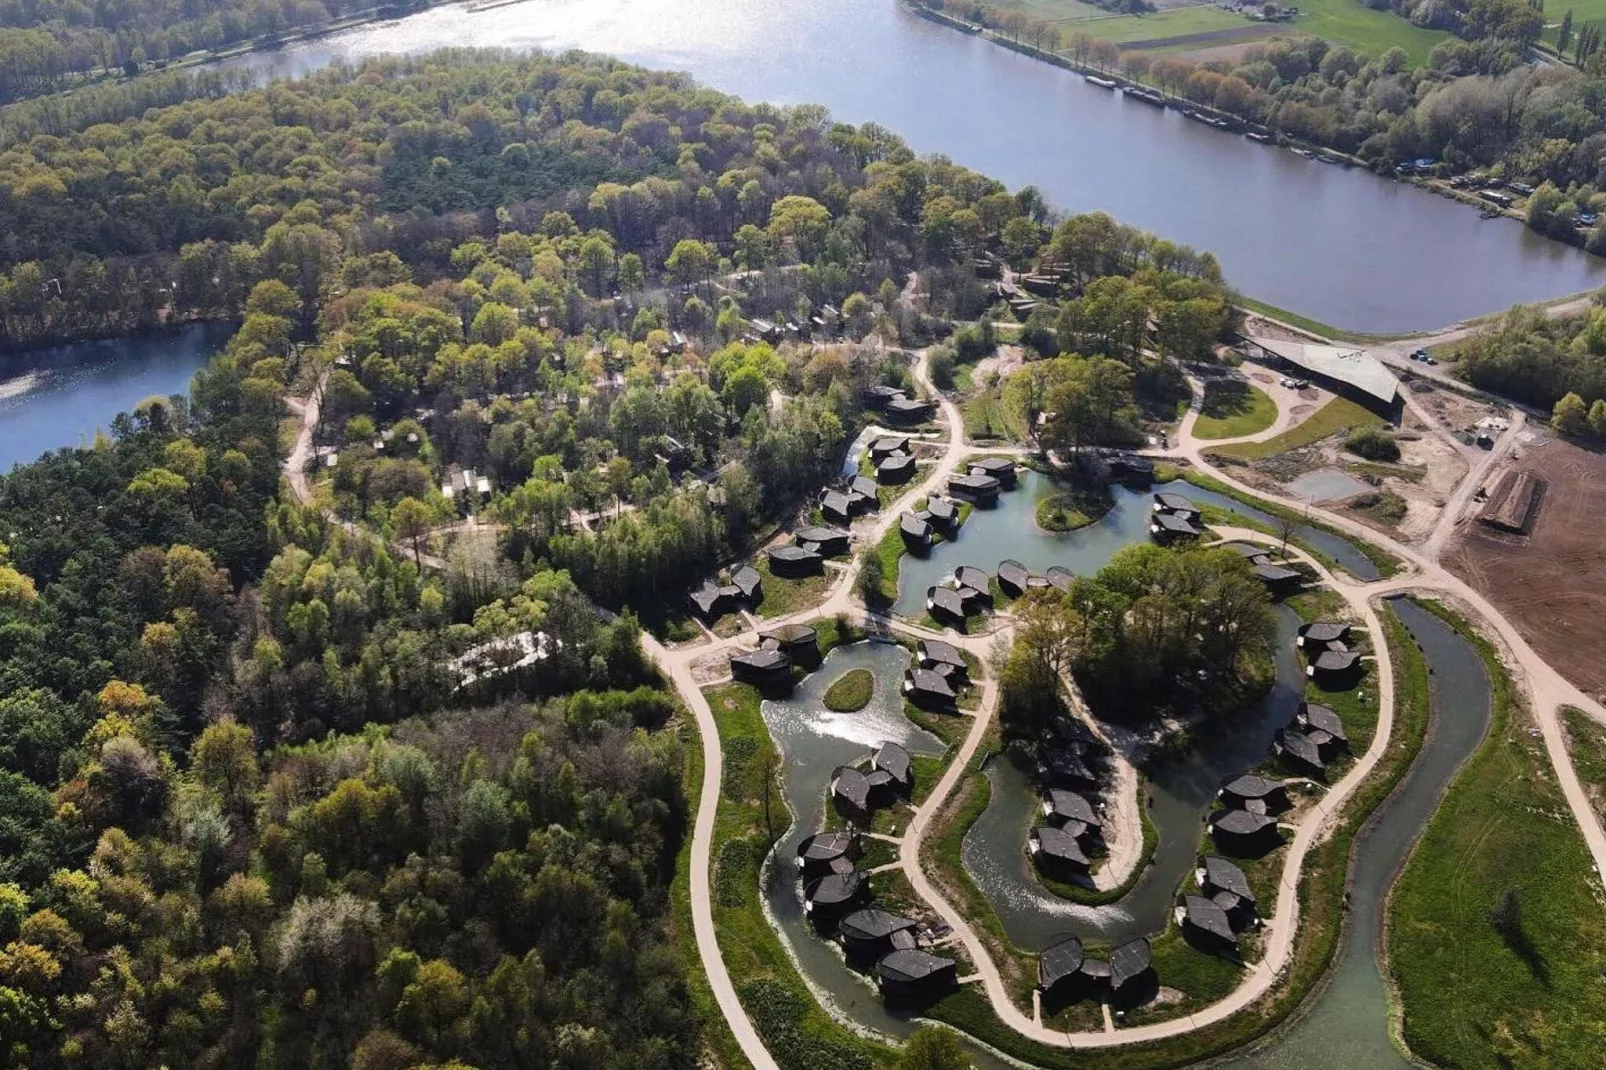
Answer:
[796,830,859,878]
[875,949,957,999]
[1177,894,1238,952]
[948,472,1001,503]
[901,512,933,550]
[831,767,873,823]
[804,870,868,918]
[839,909,918,958]
[1042,789,1102,829]
[1030,825,1091,877]
[996,558,1031,598]
[874,741,913,791]
[769,544,823,577]
[904,668,957,710]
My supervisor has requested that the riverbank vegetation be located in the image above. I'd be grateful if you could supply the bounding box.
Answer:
[1451,298,1606,419]
[1387,605,1606,1070]
[1192,380,1277,440]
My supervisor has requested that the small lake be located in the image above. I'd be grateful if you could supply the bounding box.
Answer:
[211,0,1606,331]
[0,323,232,472]
[960,605,1304,949]
[893,470,1376,617]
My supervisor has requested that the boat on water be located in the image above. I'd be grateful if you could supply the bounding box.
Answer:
[1291,147,1315,158]
[1125,86,1167,108]
[1086,74,1118,89]
[1245,131,1272,143]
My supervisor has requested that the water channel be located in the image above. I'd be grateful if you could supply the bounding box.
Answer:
[892,470,1376,617]
[0,323,232,472]
[212,0,1606,332]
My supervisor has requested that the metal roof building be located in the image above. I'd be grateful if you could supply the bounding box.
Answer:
[1244,336,1400,408]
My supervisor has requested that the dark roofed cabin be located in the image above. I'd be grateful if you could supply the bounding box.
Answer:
[838,909,917,958]
[869,435,909,462]
[1276,728,1326,775]
[821,490,853,526]
[969,456,1017,487]
[955,564,991,593]
[1151,510,1202,543]
[795,526,850,558]
[1039,747,1099,790]
[877,451,916,485]
[1038,936,1085,993]
[924,496,958,529]
[762,622,818,656]
[1177,894,1238,952]
[732,565,762,603]
[863,384,907,410]
[796,830,858,878]
[1209,807,1281,852]
[1109,938,1153,995]
[769,544,823,577]
[804,870,868,919]
[904,668,957,710]
[1296,702,1348,751]
[1107,453,1155,483]
[689,581,730,620]
[1154,492,1201,519]
[926,585,969,625]
[885,397,935,424]
[1042,789,1101,829]
[918,638,967,677]
[1198,855,1258,929]
[901,512,933,550]
[1220,541,1272,563]
[730,647,792,686]
[875,949,957,999]
[831,767,873,823]
[1298,620,1351,649]
[1030,825,1091,877]
[1306,648,1361,682]
[996,558,1031,598]
[1253,562,1303,594]
[1047,566,1074,593]
[874,742,913,791]
[948,472,1001,504]
[1219,774,1289,813]
[849,476,880,511]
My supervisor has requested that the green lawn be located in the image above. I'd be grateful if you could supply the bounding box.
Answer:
[1210,396,1383,462]
[1387,617,1606,1070]
[754,556,831,619]
[1563,707,1606,817]
[963,384,1029,442]
[1193,381,1278,440]
[823,667,874,712]
[1064,5,1252,45]
[1284,0,1451,65]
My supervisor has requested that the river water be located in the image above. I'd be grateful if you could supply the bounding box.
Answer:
[215,0,1606,332]
[0,323,232,472]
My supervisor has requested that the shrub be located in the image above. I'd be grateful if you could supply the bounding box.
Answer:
[1345,427,1400,461]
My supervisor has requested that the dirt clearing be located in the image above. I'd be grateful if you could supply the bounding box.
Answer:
[1445,436,1606,698]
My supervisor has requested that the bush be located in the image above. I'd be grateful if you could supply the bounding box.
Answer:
[1345,427,1400,461]
[928,345,956,390]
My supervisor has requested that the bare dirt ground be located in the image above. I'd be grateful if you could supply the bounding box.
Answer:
[971,344,1026,390]
[1388,413,1467,542]
[1240,312,1319,343]
[1445,436,1606,698]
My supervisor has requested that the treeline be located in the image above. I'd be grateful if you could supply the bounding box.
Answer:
[1000,544,1276,730]
[1456,298,1606,413]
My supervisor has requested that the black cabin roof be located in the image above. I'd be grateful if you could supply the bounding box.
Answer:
[971,456,1015,474]
[1038,936,1084,988]
[1155,492,1198,513]
[950,472,999,491]
[1254,562,1301,582]
[925,496,957,520]
[1031,825,1090,863]
[876,949,953,984]
[927,587,967,617]
[850,475,879,498]
[919,638,965,668]
[839,908,915,942]
[1219,541,1272,560]
[874,742,912,783]
[1044,789,1101,827]
[1299,703,1346,739]
[805,870,865,906]
[1311,649,1360,672]
[1212,808,1277,836]
[732,565,761,594]
[798,830,855,863]
[955,565,990,590]
[906,668,957,699]
[770,544,820,562]
[732,647,789,672]
[1110,939,1152,988]
[795,525,847,544]
[1300,620,1349,643]
[997,559,1029,585]
[879,451,914,470]
[901,513,931,539]
[764,622,817,645]
[1153,511,1201,534]
[833,767,871,809]
[1200,856,1255,903]
[1181,894,1237,943]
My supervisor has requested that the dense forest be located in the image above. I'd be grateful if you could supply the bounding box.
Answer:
[0,47,1248,1067]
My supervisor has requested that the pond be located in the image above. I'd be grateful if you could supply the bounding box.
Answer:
[960,605,1305,949]
[892,470,1376,618]
[212,0,1606,332]
[0,323,233,472]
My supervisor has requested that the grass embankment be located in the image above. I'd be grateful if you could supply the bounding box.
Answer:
[1036,482,1113,532]
[963,384,1029,442]
[823,668,875,712]
[755,557,832,619]
[1387,609,1606,1070]
[1210,396,1383,463]
[1193,381,1278,441]
[921,602,1431,1068]
[1562,707,1606,825]
[1180,468,1404,580]
[705,681,893,1070]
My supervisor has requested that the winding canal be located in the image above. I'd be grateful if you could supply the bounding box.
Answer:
[213,0,1606,332]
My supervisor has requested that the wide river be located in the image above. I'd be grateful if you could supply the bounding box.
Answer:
[217,0,1606,332]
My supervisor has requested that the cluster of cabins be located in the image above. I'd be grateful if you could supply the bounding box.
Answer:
[689,565,763,622]
[871,435,918,486]
[947,455,1017,506]
[1027,715,1112,882]
[989,259,1075,319]
[1037,934,1154,1009]
[925,554,1080,627]
[1176,853,1262,956]
[726,623,821,692]
[901,638,969,713]
[863,384,935,426]
[1217,541,1304,597]
[821,474,882,527]
[795,829,960,1000]
[1150,492,1203,544]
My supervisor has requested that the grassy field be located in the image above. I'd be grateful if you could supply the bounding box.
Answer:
[1283,0,1450,64]
[1563,707,1606,824]
[963,383,1029,442]
[754,556,831,618]
[1064,5,1252,45]
[1210,396,1383,462]
[1387,613,1606,1070]
[1193,381,1278,440]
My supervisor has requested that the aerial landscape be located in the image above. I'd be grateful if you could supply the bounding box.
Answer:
[4,0,1606,1067]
